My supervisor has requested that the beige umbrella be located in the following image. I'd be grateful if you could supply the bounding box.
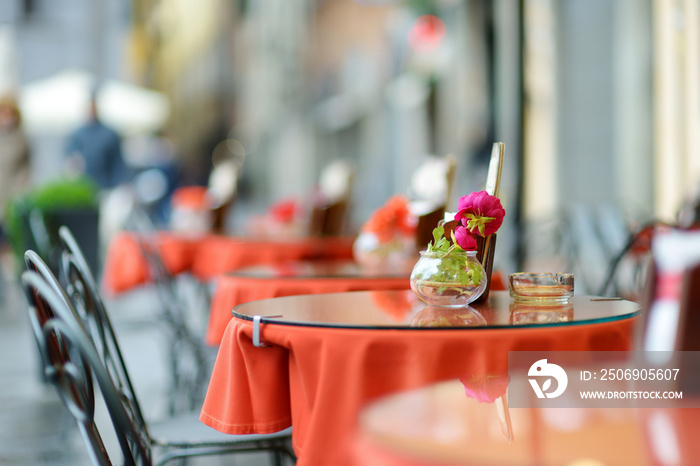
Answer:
[19,68,170,136]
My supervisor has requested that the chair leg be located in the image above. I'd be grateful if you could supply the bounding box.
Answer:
[272,447,297,466]
[281,444,297,465]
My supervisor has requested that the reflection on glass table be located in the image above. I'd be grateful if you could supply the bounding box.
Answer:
[355,377,700,466]
[232,291,639,329]
[509,301,575,325]
[459,372,513,444]
[411,305,488,328]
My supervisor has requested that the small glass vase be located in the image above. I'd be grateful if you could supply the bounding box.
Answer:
[410,249,487,307]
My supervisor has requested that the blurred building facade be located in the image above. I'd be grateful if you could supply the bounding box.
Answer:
[128,0,505,212]
[124,0,700,289]
[127,1,518,242]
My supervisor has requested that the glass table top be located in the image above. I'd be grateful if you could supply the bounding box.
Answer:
[357,377,678,465]
[231,290,640,329]
[227,260,412,279]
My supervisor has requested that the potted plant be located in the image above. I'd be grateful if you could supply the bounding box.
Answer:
[410,190,505,307]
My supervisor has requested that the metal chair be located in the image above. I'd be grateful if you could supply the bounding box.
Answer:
[22,271,151,465]
[21,265,295,465]
[309,159,354,236]
[29,221,290,460]
[597,222,664,301]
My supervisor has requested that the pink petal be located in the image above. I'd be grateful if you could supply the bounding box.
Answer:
[456,190,505,236]
[454,226,477,250]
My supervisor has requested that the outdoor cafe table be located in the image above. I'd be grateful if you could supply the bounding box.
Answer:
[199,291,639,466]
[352,378,700,465]
[100,231,355,294]
[205,260,412,345]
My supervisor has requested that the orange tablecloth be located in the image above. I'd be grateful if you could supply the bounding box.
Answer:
[200,314,637,466]
[206,275,410,345]
[101,233,355,294]
[101,232,204,294]
[190,235,355,280]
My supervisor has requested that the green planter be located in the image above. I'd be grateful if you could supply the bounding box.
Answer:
[4,177,99,274]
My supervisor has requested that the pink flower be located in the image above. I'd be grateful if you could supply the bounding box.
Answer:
[455,191,505,237]
[454,225,477,251]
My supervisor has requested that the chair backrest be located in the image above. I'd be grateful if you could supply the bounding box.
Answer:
[21,270,152,466]
[309,198,350,236]
[597,222,658,300]
[56,227,149,433]
[414,205,446,252]
[26,206,101,276]
[309,160,354,236]
[408,154,457,209]
[208,158,240,232]
[408,155,457,250]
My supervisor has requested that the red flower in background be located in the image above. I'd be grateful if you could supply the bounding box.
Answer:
[171,186,211,209]
[269,199,300,224]
[371,290,416,321]
[455,190,505,237]
[363,195,416,243]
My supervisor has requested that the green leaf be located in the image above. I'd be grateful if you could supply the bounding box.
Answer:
[427,225,451,254]
[432,224,444,245]
[470,263,483,286]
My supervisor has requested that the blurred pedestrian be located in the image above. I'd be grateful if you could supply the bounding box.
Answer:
[0,93,31,295]
[0,93,30,219]
[65,93,130,189]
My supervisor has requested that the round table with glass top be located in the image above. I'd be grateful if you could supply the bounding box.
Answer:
[231,290,637,329]
[200,290,639,466]
[205,260,413,345]
[353,377,700,466]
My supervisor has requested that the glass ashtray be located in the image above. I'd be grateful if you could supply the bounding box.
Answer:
[509,272,574,304]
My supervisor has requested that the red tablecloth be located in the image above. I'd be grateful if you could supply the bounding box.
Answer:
[190,235,355,280]
[200,314,637,466]
[101,232,204,295]
[101,232,355,294]
[206,275,410,345]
